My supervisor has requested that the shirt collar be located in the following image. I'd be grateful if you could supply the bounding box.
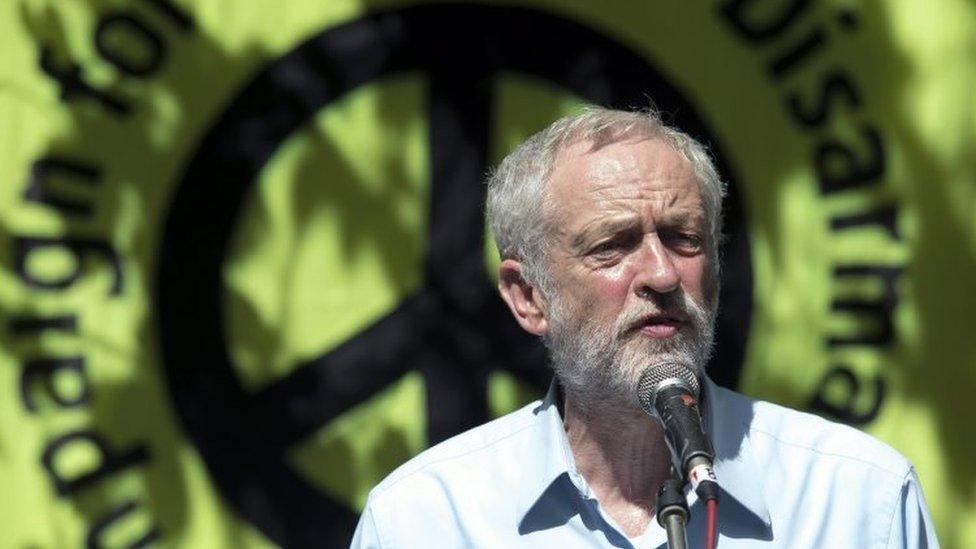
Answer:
[702,374,772,532]
[516,381,589,519]
[516,375,772,535]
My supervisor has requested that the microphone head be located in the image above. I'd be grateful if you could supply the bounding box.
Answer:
[636,361,701,416]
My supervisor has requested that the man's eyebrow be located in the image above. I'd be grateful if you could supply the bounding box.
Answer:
[659,209,700,228]
[569,210,706,251]
[570,217,639,252]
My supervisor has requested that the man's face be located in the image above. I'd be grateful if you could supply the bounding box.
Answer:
[540,136,717,409]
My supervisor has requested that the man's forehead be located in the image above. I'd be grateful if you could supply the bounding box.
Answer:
[587,155,635,183]
[550,136,698,204]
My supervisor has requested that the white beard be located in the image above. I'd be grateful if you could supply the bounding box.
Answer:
[542,289,716,416]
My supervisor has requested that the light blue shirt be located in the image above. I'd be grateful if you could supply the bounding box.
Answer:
[351,376,938,548]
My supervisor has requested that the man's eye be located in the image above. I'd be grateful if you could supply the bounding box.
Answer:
[588,236,634,258]
[589,241,620,257]
[665,232,704,254]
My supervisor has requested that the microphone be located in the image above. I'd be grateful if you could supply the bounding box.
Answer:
[636,361,719,502]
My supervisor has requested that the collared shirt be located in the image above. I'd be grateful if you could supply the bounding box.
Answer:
[350,376,938,548]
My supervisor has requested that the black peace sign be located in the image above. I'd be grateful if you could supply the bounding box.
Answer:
[156,4,752,547]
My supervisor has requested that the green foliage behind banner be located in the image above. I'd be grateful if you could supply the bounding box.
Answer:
[1,0,973,547]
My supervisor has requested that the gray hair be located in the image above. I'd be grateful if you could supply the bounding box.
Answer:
[485,106,727,294]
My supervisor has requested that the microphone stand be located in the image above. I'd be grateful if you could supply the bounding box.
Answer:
[656,478,689,549]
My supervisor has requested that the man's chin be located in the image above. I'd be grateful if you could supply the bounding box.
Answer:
[619,334,696,362]
[613,339,706,385]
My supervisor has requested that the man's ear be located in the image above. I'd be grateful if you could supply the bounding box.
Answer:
[498,259,549,336]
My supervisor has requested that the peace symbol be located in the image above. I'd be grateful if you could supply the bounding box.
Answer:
[156,4,752,547]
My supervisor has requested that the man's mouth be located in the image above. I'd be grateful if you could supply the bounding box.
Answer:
[632,314,687,339]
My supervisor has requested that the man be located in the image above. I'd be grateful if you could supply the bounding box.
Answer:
[350,108,938,547]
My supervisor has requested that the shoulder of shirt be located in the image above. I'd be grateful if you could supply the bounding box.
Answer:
[367,399,543,498]
[715,384,912,481]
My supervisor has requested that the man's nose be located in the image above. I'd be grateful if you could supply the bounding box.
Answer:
[633,235,680,297]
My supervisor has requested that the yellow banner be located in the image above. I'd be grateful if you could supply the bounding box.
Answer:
[1,1,972,547]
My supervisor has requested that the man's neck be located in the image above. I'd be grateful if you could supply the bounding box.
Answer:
[562,394,672,538]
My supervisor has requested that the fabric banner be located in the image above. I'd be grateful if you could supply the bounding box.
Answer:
[1,0,972,547]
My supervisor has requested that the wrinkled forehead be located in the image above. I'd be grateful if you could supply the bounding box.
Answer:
[548,136,698,209]
[586,154,635,183]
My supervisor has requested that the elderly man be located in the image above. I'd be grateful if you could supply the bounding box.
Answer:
[350,108,937,548]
